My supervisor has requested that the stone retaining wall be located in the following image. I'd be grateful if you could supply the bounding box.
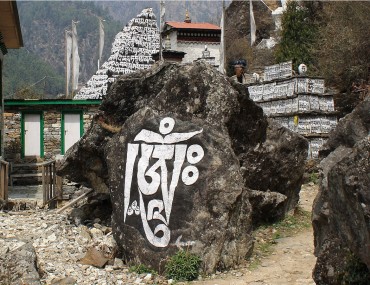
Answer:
[4,104,99,162]
[3,111,21,160]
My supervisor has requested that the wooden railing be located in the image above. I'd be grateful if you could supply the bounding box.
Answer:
[9,162,43,187]
[0,160,9,201]
[6,160,63,208]
[41,160,62,207]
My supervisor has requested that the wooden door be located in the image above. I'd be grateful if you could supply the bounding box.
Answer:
[63,113,81,152]
[24,113,41,156]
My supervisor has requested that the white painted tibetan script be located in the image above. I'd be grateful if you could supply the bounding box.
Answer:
[123,118,204,248]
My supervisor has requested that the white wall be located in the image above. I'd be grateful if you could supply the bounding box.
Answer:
[177,42,220,66]
[165,30,221,66]
[169,31,178,50]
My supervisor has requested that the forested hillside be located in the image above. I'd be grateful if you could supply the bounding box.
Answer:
[4,1,121,98]
[95,1,223,25]
[3,1,223,99]
[226,0,370,94]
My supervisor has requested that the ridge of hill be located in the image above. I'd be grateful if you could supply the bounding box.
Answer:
[4,1,121,98]
[3,1,224,99]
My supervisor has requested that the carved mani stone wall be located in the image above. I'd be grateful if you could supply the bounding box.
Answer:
[248,62,338,159]
[75,8,160,100]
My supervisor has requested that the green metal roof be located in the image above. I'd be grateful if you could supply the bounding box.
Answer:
[5,99,102,106]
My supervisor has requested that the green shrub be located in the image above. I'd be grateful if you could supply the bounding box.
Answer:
[129,264,157,275]
[311,2,370,92]
[309,172,319,184]
[165,250,201,281]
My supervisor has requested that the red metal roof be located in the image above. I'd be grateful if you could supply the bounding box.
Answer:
[166,21,221,31]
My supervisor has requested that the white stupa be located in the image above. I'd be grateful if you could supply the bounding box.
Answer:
[74,8,160,100]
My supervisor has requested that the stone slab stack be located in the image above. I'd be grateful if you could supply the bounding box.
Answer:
[75,8,160,100]
[247,61,338,159]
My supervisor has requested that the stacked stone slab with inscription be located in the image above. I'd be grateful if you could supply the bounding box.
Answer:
[248,61,338,159]
[74,8,160,100]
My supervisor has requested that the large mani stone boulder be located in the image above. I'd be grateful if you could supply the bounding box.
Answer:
[107,110,252,272]
[58,61,308,272]
[312,98,370,284]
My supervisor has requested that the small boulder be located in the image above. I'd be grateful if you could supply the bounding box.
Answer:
[113,258,124,269]
[248,189,287,225]
[79,247,109,268]
[51,277,77,285]
[0,241,41,285]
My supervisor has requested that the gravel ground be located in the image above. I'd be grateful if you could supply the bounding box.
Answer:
[0,210,167,285]
[0,183,318,285]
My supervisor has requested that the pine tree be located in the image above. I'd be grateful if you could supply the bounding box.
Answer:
[275,1,318,70]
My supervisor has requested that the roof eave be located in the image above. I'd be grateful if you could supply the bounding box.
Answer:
[12,1,23,48]
[164,22,221,32]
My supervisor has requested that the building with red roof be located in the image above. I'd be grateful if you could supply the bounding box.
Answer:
[162,11,221,66]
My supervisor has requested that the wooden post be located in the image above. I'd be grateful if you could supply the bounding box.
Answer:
[49,164,53,204]
[49,164,52,202]
[46,165,48,202]
[49,162,56,209]
[56,189,93,214]
[56,176,63,199]
[52,162,56,198]
[65,30,69,98]
[48,164,51,201]
[0,162,4,200]
[0,161,8,201]
[42,164,46,205]
[4,161,8,201]
[55,158,63,206]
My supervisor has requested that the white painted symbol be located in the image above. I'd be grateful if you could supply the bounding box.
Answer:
[186,144,204,164]
[127,200,140,216]
[159,117,175,134]
[123,118,204,248]
[174,235,196,249]
[298,63,307,75]
[182,165,199,185]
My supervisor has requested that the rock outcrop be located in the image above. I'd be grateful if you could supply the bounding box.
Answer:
[319,97,370,157]
[239,118,308,224]
[312,97,370,284]
[224,0,279,72]
[0,240,41,285]
[58,61,307,273]
[225,0,278,47]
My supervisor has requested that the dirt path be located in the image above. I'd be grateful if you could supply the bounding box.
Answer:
[194,184,318,285]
